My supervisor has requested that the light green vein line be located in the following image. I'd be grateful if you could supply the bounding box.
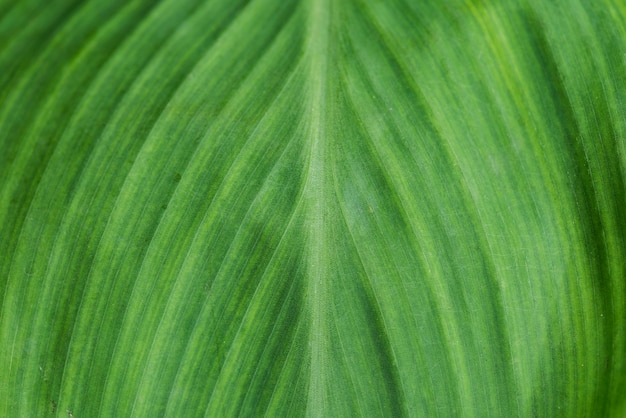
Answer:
[120,8,301,414]
[95,3,262,413]
[0,0,86,98]
[338,14,468,415]
[201,143,305,415]
[334,48,431,412]
[0,0,135,314]
[185,74,305,415]
[359,5,527,414]
[520,10,598,415]
[75,13,270,418]
[177,76,305,414]
[234,242,304,416]
[454,2,549,414]
[528,5,620,414]
[498,10,575,408]
[330,142,413,417]
[0,7,159,383]
[51,0,237,409]
[264,313,308,416]
[0,0,121,153]
[0,2,165,414]
[511,12,601,414]
[14,0,168,396]
[303,0,331,416]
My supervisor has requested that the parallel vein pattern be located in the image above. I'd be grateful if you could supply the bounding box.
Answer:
[0,0,625,417]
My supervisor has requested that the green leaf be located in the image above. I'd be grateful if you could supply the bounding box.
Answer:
[1,0,625,416]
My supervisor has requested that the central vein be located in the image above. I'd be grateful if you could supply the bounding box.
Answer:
[304,0,331,416]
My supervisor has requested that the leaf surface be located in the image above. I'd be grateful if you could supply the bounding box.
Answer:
[0,0,625,416]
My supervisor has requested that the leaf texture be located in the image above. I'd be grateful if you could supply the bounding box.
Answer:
[0,0,625,416]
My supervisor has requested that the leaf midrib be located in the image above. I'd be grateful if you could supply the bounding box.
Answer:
[303,0,332,415]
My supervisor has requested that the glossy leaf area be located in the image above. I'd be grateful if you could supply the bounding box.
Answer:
[0,0,625,416]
